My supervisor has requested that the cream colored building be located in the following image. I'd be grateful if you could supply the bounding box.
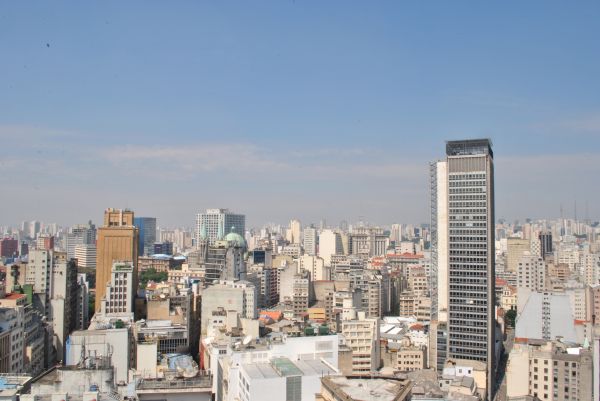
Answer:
[299,254,329,281]
[517,252,546,291]
[396,344,427,372]
[507,340,592,401]
[507,238,532,273]
[341,311,380,374]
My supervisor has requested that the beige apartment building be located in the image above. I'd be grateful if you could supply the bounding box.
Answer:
[341,311,380,374]
[507,339,592,401]
[507,238,532,273]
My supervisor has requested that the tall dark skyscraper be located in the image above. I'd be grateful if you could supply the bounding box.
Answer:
[445,139,496,400]
[539,231,553,258]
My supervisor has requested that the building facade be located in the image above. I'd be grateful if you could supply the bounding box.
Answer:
[445,139,496,400]
[95,208,139,312]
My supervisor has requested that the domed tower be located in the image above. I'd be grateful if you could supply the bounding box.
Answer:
[224,226,246,249]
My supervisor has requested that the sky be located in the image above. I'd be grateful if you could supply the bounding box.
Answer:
[1,1,600,228]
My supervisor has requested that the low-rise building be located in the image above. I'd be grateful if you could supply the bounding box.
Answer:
[317,376,412,401]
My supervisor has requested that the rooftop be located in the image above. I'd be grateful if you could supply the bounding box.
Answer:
[322,376,412,401]
[446,138,493,158]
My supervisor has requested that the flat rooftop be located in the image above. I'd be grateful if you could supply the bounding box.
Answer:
[322,376,412,401]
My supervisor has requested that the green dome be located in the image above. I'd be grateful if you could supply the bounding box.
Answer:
[224,231,246,248]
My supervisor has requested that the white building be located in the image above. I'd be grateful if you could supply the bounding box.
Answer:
[341,311,380,374]
[74,243,96,269]
[318,230,343,267]
[65,328,131,385]
[196,208,245,245]
[201,280,257,334]
[430,160,449,323]
[287,219,302,245]
[204,333,340,401]
[299,255,329,281]
[100,261,134,315]
[302,227,317,256]
[236,357,336,401]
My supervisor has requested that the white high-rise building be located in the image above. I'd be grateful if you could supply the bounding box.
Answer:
[65,223,96,260]
[287,219,302,244]
[430,160,449,323]
[302,227,317,256]
[390,223,403,243]
[195,208,245,246]
[318,229,343,266]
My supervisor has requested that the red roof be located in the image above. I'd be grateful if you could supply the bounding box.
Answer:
[495,278,508,286]
[259,310,283,321]
[409,323,424,331]
[4,293,26,300]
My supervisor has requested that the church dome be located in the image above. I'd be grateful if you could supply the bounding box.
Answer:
[224,227,246,248]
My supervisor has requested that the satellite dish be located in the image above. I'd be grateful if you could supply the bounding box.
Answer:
[242,335,253,345]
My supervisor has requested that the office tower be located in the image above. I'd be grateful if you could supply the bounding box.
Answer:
[134,217,157,256]
[95,209,139,312]
[506,238,531,273]
[65,222,96,260]
[445,139,495,400]
[303,227,317,256]
[153,241,173,255]
[539,231,553,258]
[195,208,245,245]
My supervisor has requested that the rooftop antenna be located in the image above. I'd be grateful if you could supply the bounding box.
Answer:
[574,200,578,221]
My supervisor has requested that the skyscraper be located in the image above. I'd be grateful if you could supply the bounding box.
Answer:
[539,231,553,258]
[134,217,157,256]
[195,208,245,246]
[95,209,139,312]
[445,139,496,400]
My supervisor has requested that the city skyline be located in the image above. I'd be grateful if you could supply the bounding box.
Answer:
[1,2,600,227]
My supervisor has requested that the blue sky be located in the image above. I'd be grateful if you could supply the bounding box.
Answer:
[1,2,599,228]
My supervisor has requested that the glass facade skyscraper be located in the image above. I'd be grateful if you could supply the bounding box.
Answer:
[134,217,157,256]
